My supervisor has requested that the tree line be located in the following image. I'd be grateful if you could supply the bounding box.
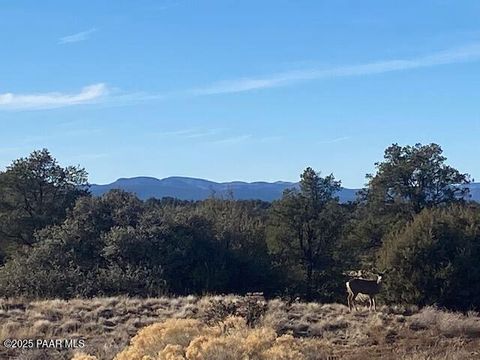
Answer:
[0,145,479,310]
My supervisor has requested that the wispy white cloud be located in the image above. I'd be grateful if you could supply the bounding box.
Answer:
[211,134,252,145]
[155,128,255,145]
[318,136,351,144]
[58,28,97,44]
[190,43,480,95]
[184,129,222,139]
[157,128,222,139]
[0,83,108,110]
[5,42,480,112]
[155,129,194,137]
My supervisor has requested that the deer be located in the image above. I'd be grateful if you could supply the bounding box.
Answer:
[346,273,383,312]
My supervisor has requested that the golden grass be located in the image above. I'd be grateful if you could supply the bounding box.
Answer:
[0,296,479,359]
[110,317,331,360]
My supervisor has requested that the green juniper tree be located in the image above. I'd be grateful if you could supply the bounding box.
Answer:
[267,168,346,301]
[379,204,480,310]
[0,149,88,262]
[348,143,471,267]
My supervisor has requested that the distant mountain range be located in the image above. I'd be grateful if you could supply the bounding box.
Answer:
[468,183,480,202]
[90,176,480,203]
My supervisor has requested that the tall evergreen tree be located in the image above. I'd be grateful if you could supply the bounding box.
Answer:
[267,168,345,301]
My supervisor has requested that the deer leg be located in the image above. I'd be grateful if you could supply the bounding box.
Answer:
[372,297,376,312]
[368,296,372,311]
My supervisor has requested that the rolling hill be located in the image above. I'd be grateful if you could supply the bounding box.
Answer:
[90,176,358,202]
[90,176,480,203]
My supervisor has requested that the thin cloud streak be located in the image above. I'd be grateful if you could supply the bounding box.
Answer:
[4,42,480,112]
[211,134,252,145]
[318,136,351,144]
[191,43,480,95]
[184,129,222,139]
[157,128,222,139]
[0,83,108,110]
[156,129,195,137]
[154,128,252,146]
[59,28,97,44]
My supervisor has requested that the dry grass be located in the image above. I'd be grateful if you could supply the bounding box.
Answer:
[409,306,480,338]
[0,296,479,359]
[111,317,331,360]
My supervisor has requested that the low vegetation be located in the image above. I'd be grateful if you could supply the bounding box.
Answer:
[1,296,480,360]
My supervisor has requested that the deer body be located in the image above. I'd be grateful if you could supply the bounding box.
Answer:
[346,275,382,311]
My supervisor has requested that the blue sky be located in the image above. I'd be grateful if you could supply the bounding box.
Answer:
[1,1,479,187]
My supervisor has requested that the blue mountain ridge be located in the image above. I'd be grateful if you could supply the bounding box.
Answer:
[90,176,480,203]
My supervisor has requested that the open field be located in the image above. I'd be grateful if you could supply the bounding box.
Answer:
[1,295,480,360]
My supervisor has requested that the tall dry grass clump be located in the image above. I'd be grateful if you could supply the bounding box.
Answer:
[79,316,331,360]
[409,306,480,338]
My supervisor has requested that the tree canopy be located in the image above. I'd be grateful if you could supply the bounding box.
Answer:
[348,143,472,267]
[362,143,470,216]
[0,149,88,262]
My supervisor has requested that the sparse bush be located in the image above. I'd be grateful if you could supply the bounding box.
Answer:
[198,296,240,325]
[198,295,267,327]
[236,295,268,327]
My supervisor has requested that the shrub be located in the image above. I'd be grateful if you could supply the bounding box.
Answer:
[379,205,480,310]
[198,295,267,327]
